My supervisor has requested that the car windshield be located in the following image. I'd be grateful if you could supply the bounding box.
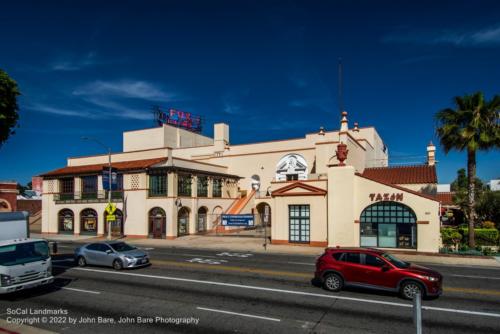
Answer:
[109,242,136,252]
[381,253,410,269]
[0,241,50,266]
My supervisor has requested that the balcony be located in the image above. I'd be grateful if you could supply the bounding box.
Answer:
[54,190,124,204]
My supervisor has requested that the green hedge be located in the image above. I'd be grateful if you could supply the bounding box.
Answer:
[459,228,499,246]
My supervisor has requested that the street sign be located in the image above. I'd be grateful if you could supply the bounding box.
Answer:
[106,214,116,222]
[105,203,116,215]
[221,214,254,227]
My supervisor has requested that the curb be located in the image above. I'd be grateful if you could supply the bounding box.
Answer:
[0,319,57,334]
[40,236,500,268]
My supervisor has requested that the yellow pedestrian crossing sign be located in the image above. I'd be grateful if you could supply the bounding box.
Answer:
[105,203,116,215]
[106,214,116,222]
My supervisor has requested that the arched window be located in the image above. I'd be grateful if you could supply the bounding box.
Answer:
[275,154,308,181]
[149,207,166,239]
[58,209,74,233]
[80,208,98,235]
[0,199,11,212]
[251,175,261,190]
[360,202,417,249]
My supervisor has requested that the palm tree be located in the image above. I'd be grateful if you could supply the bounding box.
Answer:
[436,92,500,247]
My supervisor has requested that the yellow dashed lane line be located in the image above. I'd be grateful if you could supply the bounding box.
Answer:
[53,256,500,297]
[151,259,311,278]
[151,259,500,296]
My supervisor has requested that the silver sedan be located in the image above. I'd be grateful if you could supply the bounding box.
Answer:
[74,241,150,270]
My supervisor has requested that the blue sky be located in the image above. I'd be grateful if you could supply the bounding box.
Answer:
[0,0,499,185]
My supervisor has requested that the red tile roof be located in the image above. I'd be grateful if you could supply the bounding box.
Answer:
[41,157,167,177]
[355,173,440,202]
[362,165,437,185]
[435,192,455,206]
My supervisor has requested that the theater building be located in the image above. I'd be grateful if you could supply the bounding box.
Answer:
[41,112,441,252]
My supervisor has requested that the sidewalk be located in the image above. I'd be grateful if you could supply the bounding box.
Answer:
[0,319,57,334]
[34,233,500,268]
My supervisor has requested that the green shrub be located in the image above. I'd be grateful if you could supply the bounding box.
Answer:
[459,228,499,246]
[441,228,462,247]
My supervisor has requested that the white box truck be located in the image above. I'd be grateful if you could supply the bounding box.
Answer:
[0,211,54,294]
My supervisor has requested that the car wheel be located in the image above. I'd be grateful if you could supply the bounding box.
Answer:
[323,273,343,292]
[400,281,425,300]
[77,256,87,267]
[113,259,123,270]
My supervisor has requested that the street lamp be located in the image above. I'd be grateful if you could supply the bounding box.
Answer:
[82,136,113,240]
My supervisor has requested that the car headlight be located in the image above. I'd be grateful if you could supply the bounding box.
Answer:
[421,275,439,282]
[46,265,52,277]
[124,255,135,261]
[1,274,13,287]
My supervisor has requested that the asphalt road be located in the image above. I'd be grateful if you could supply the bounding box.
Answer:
[1,242,500,333]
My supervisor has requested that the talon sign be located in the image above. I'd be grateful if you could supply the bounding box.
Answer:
[369,193,404,202]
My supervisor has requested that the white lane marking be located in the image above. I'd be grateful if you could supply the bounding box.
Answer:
[179,253,218,258]
[61,287,101,294]
[450,274,500,280]
[139,247,155,251]
[216,252,253,258]
[197,307,280,322]
[187,258,228,265]
[288,262,315,266]
[63,266,500,318]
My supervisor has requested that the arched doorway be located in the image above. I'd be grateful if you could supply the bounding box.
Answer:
[360,201,417,249]
[58,209,74,234]
[197,207,208,233]
[256,202,271,227]
[80,208,98,235]
[178,207,190,236]
[104,209,124,237]
[149,207,166,239]
[211,206,223,230]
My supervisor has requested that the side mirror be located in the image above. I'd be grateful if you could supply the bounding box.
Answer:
[381,265,390,272]
[106,249,113,254]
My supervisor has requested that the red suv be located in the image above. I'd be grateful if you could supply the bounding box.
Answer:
[315,248,442,299]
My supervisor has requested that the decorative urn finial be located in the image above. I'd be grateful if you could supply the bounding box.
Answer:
[336,143,349,166]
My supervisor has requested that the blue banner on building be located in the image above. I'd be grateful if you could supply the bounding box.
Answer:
[102,168,118,191]
[221,214,255,227]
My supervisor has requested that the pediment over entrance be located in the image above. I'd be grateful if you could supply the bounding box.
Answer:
[275,154,308,181]
[271,182,327,197]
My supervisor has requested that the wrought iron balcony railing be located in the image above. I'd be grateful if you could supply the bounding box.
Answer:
[54,190,124,203]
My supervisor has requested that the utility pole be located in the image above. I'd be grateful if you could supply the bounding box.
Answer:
[82,136,113,240]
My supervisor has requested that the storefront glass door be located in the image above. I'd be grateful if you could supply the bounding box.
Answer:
[378,224,397,248]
